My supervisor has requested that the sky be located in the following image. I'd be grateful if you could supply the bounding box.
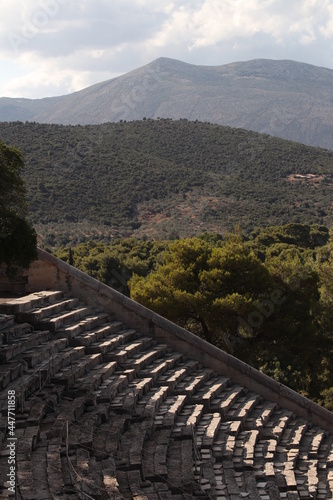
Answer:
[1,0,333,99]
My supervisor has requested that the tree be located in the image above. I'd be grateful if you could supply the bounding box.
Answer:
[129,236,271,348]
[0,140,37,273]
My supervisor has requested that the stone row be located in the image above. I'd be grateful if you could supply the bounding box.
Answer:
[0,290,333,499]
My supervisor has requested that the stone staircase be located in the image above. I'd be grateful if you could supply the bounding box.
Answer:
[0,291,332,499]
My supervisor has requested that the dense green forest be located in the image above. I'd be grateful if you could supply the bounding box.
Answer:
[55,223,333,411]
[0,119,332,246]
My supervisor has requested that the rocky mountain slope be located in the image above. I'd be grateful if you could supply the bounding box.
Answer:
[1,58,333,149]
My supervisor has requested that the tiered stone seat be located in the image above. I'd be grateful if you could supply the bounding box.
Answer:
[224,392,262,428]
[92,412,129,462]
[142,428,170,480]
[121,343,168,372]
[210,383,246,417]
[69,319,122,346]
[154,395,187,429]
[166,438,195,493]
[172,404,205,438]
[84,327,138,356]
[173,367,214,398]
[190,375,229,410]
[1,290,333,499]
[0,291,64,315]
[136,385,170,418]
[139,352,184,382]
[156,359,199,390]
[0,324,45,363]
[109,377,154,413]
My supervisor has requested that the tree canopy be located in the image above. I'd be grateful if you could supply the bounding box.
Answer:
[128,226,333,409]
[0,140,37,272]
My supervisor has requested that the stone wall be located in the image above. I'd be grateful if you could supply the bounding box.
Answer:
[0,264,28,294]
[26,247,333,432]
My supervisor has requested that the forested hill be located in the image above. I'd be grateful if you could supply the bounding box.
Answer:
[0,119,332,246]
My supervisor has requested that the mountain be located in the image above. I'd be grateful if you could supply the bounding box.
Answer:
[1,58,333,150]
[0,119,332,246]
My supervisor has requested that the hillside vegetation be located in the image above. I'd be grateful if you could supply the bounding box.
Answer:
[0,119,333,246]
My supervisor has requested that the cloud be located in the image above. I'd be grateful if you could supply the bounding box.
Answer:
[0,0,333,98]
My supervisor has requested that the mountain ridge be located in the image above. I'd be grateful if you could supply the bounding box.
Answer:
[1,57,333,149]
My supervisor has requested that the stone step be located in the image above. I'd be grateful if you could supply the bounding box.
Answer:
[30,445,53,499]
[196,412,222,449]
[102,465,122,498]
[57,312,111,340]
[245,401,277,431]
[0,362,26,391]
[94,373,131,404]
[167,438,194,490]
[85,328,138,356]
[190,376,230,410]
[44,348,85,375]
[225,392,262,427]
[143,429,170,480]
[302,428,326,459]
[136,386,170,417]
[173,368,214,397]
[47,442,65,497]
[106,336,154,364]
[17,425,40,459]
[50,397,87,439]
[1,322,34,344]
[18,337,69,369]
[69,360,118,396]
[93,413,130,461]
[118,420,152,469]
[109,377,153,413]
[0,330,51,363]
[33,306,97,333]
[199,461,219,497]
[234,429,259,470]
[17,459,37,499]
[296,457,319,498]
[210,423,242,461]
[210,383,246,417]
[17,297,80,323]
[120,344,168,372]
[264,408,294,441]
[280,419,309,451]
[156,360,199,390]
[172,404,205,438]
[73,448,101,497]
[223,467,242,498]
[0,291,64,314]
[70,320,124,346]
[254,437,278,473]
[154,395,187,429]
[51,353,102,389]
[138,351,183,382]
[68,411,100,449]
[0,315,15,331]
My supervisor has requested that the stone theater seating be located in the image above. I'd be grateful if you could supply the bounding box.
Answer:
[0,249,333,499]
